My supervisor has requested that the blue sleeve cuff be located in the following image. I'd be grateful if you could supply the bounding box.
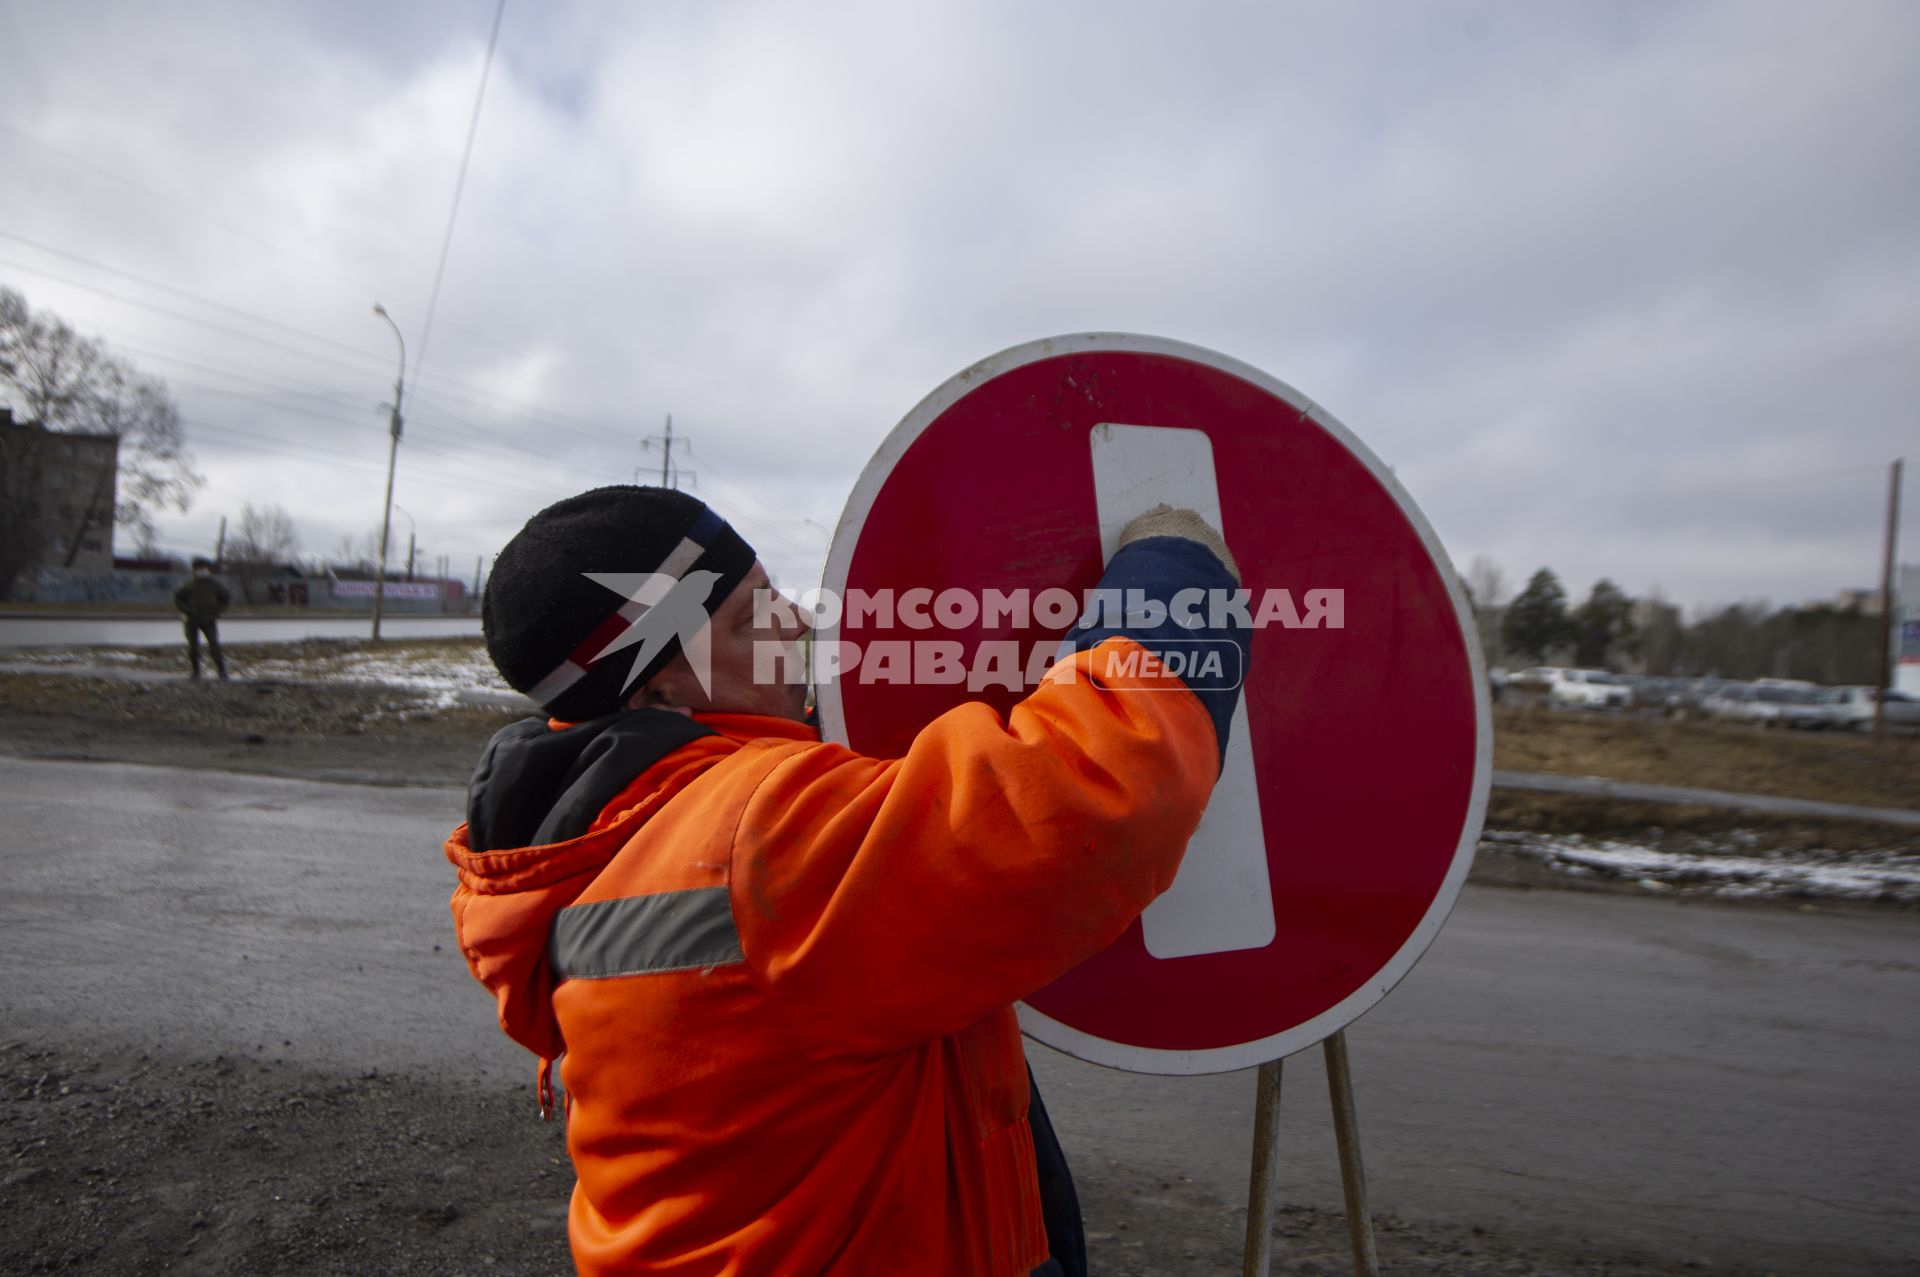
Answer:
[1058,535,1249,765]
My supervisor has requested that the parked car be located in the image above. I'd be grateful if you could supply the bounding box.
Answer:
[1626,675,1697,714]
[1499,667,1562,706]
[1549,668,1633,710]
[1705,682,1825,728]
[1754,677,1822,696]
[1663,677,1730,718]
[1771,686,1833,730]
[1702,683,1763,724]
[1815,686,1920,733]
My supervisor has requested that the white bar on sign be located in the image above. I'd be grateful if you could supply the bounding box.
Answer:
[1088,423,1276,960]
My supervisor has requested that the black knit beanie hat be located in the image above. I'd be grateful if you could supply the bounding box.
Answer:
[483,486,756,721]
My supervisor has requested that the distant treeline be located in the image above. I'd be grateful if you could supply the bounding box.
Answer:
[1469,566,1885,685]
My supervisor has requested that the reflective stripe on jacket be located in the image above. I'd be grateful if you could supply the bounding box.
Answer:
[445,637,1222,1275]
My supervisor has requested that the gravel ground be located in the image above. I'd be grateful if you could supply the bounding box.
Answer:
[2,1041,1754,1277]
[0,668,1854,1274]
[0,670,513,788]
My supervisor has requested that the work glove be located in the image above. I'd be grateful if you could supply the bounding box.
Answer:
[1116,505,1240,584]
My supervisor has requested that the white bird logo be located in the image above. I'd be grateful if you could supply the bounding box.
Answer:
[582,569,724,697]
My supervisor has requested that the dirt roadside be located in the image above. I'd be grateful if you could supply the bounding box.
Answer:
[0,673,506,789]
[2,1040,1752,1277]
[0,673,1859,1274]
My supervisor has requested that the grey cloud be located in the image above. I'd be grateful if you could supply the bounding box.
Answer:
[0,0,1912,614]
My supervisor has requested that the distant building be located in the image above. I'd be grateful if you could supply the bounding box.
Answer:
[0,406,120,574]
[1820,586,1885,616]
[112,555,186,573]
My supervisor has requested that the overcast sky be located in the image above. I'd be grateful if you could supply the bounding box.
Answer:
[2,0,1914,614]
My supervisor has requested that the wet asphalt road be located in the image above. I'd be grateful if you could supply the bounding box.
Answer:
[2,757,1915,1274]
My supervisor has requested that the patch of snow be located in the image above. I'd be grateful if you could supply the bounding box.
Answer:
[241,647,510,711]
[1482,831,1920,903]
[6,648,98,666]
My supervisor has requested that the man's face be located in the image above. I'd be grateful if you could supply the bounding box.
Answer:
[642,562,810,721]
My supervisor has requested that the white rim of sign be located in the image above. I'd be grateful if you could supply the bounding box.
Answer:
[816,332,1492,1076]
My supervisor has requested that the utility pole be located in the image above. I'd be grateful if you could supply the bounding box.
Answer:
[1873,458,1903,740]
[371,303,407,641]
[639,413,693,489]
[406,530,416,581]
[214,515,227,568]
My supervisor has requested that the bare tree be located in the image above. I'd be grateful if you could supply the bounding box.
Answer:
[1638,587,1684,675]
[1676,600,1879,683]
[226,503,299,603]
[1465,556,1507,610]
[1679,601,1773,678]
[0,287,202,594]
[330,529,389,576]
[1463,555,1509,665]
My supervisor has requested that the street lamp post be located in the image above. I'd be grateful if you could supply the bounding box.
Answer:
[371,303,406,641]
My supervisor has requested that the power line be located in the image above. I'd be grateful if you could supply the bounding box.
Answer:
[106,338,376,411]
[0,122,360,287]
[0,136,650,450]
[683,461,830,561]
[0,257,394,379]
[408,376,643,447]
[404,396,626,469]
[3,264,656,480]
[412,0,508,384]
[402,382,634,451]
[98,321,639,488]
[180,415,564,503]
[166,380,605,498]
[0,230,390,366]
[90,325,624,479]
[101,305,634,462]
[1,249,637,450]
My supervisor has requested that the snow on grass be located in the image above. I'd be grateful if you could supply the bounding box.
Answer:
[240,645,512,710]
[0,647,141,666]
[2,639,522,714]
[1482,830,1920,903]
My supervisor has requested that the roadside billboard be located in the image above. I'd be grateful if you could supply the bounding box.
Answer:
[330,581,440,602]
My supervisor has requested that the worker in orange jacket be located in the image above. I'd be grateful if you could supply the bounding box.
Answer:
[447,485,1245,1275]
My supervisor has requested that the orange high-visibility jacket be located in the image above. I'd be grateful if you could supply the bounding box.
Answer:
[445,639,1220,1275]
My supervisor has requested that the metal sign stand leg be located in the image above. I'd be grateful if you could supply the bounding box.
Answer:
[1324,1030,1381,1277]
[1242,1058,1285,1277]
[1241,1030,1381,1277]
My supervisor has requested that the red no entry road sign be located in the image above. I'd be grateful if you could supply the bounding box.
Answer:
[816,333,1490,1074]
